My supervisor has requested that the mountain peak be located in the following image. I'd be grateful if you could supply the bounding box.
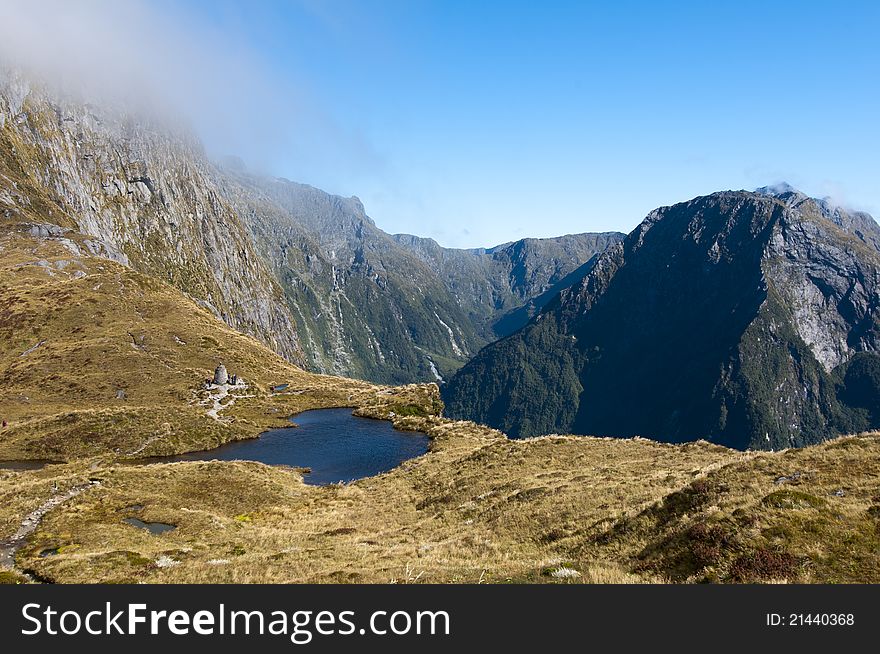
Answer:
[752,183,880,251]
[445,187,880,449]
[755,181,799,197]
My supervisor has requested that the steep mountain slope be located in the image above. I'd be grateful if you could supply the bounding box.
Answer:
[217,171,479,384]
[0,69,621,386]
[445,189,880,450]
[217,168,621,384]
[393,231,624,338]
[0,69,304,364]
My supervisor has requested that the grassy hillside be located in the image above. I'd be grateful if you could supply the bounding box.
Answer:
[3,424,877,584]
[0,226,437,460]
[1,226,878,585]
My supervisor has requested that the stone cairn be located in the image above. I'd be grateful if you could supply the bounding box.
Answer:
[213,363,228,385]
[211,363,241,387]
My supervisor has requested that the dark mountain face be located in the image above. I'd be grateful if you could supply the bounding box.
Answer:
[444,190,880,450]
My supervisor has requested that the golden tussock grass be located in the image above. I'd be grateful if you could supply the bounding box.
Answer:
[2,230,879,584]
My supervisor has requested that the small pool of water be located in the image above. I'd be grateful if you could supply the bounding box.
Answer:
[149,408,429,485]
[123,517,177,534]
[0,460,63,471]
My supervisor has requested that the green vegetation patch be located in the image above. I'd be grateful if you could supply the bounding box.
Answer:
[762,489,825,510]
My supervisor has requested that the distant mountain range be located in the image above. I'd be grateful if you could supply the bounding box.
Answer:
[445,187,880,449]
[5,67,880,451]
[216,168,622,383]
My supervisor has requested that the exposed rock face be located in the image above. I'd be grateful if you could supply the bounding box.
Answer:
[445,189,880,450]
[0,69,304,365]
[0,66,627,386]
[757,183,880,253]
[0,68,622,386]
[215,171,474,384]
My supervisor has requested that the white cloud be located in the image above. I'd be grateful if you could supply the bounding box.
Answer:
[0,0,382,178]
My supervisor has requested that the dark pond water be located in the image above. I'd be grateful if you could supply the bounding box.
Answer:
[123,517,177,534]
[0,460,62,471]
[150,408,429,485]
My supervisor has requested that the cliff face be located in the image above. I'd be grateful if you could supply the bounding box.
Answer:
[0,70,304,364]
[445,190,880,450]
[0,67,621,385]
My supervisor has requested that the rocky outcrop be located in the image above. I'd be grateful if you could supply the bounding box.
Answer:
[0,69,303,364]
[445,189,880,450]
[758,183,880,253]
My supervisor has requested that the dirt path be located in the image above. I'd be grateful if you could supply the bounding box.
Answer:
[0,481,99,570]
[198,382,253,423]
[19,340,45,357]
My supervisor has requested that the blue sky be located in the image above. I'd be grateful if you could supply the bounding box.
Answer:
[170,0,878,247]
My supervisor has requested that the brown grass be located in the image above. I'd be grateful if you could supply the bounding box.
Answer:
[2,229,879,584]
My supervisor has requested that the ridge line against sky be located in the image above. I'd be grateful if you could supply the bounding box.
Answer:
[0,0,877,248]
